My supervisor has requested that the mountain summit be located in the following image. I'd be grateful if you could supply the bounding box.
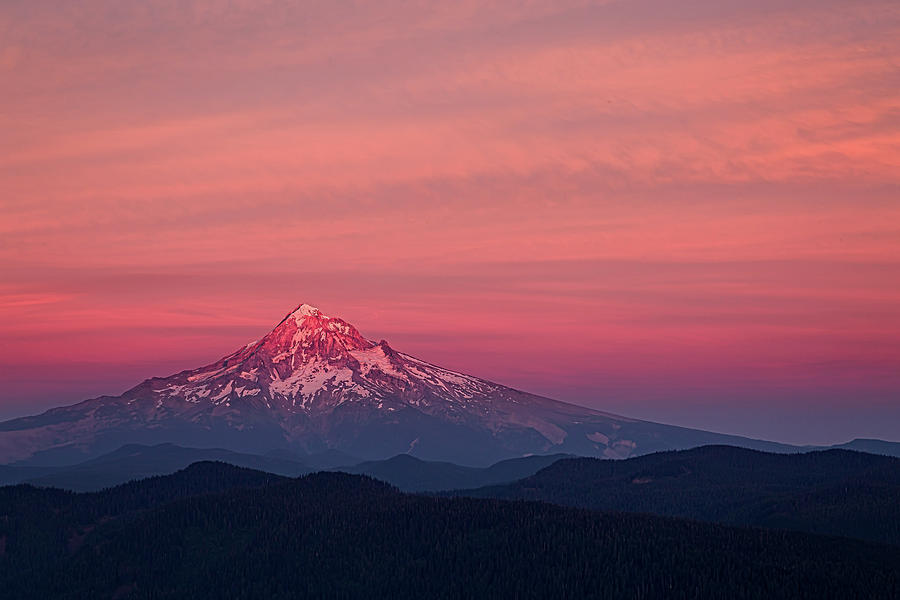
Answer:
[0,303,796,466]
[167,302,510,417]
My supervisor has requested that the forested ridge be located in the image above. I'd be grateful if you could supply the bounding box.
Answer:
[453,445,900,546]
[1,461,898,599]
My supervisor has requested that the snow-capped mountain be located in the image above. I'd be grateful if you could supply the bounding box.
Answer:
[0,304,796,466]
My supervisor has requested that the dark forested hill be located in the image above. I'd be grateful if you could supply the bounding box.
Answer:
[1,461,898,599]
[452,445,900,546]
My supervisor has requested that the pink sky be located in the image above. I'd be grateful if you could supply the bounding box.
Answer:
[1,0,899,444]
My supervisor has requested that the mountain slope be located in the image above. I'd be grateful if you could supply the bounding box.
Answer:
[452,445,900,546]
[0,303,798,467]
[1,463,898,599]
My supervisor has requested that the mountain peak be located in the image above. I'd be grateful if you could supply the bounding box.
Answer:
[259,303,374,364]
[290,303,322,319]
[145,303,507,419]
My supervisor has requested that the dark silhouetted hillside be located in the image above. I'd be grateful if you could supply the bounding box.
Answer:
[453,445,900,545]
[1,461,898,599]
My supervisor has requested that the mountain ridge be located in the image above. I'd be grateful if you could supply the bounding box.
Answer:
[450,444,900,546]
[0,442,572,493]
